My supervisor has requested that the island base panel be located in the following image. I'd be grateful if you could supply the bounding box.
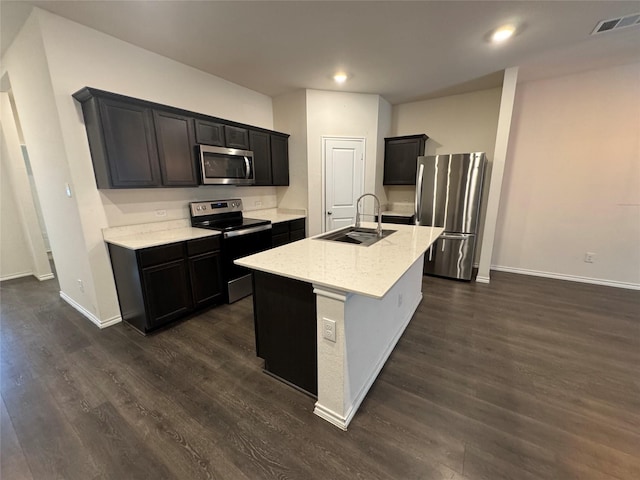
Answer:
[252,271,317,395]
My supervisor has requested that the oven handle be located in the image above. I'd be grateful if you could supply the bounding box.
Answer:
[223,224,272,238]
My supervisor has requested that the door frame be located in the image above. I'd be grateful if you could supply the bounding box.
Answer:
[321,136,366,233]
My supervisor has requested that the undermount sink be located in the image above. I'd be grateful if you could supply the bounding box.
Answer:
[315,227,396,247]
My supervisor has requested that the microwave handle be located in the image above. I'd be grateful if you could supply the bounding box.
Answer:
[244,156,252,179]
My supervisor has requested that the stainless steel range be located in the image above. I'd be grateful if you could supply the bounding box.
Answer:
[190,199,272,303]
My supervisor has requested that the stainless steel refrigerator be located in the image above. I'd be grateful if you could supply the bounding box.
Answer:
[415,153,486,280]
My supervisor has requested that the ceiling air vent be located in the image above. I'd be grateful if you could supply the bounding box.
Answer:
[592,12,640,34]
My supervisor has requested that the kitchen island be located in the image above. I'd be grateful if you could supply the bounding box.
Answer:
[236,221,443,430]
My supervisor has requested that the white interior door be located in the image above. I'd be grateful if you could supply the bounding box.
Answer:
[324,138,364,232]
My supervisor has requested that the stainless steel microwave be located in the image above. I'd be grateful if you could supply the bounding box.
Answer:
[198,145,255,185]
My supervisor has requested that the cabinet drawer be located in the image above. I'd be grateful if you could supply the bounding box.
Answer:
[289,229,305,242]
[289,218,305,232]
[139,243,184,268]
[271,222,289,236]
[272,232,289,248]
[187,236,220,256]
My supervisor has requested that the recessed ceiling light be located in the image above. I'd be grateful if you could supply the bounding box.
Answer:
[333,72,348,84]
[491,25,516,43]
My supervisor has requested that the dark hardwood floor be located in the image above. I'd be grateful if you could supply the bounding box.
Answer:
[1,272,638,479]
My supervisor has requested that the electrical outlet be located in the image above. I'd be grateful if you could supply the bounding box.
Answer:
[155,209,167,217]
[254,201,263,207]
[77,279,84,293]
[584,252,596,263]
[323,318,336,342]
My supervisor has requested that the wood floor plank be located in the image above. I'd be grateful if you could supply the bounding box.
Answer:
[0,395,34,480]
[1,271,638,479]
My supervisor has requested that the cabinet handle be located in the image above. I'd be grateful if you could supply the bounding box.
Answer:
[327,211,333,215]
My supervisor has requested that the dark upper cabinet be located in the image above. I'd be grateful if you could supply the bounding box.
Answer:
[270,134,290,186]
[224,125,250,150]
[74,87,291,189]
[383,134,428,185]
[249,130,272,185]
[153,111,198,187]
[98,98,161,188]
[194,119,225,146]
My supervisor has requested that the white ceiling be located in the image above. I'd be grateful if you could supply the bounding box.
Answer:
[1,1,639,104]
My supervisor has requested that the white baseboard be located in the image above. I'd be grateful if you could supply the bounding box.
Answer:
[59,291,122,328]
[0,271,32,282]
[491,265,640,290]
[475,275,490,284]
[37,273,55,281]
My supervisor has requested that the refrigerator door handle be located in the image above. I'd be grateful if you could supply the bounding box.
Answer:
[440,233,473,240]
[415,163,425,224]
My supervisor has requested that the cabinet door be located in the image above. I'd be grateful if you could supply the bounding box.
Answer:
[249,130,272,185]
[99,98,161,187]
[153,110,198,187]
[195,119,225,146]
[188,251,223,308]
[224,125,250,150]
[383,136,427,185]
[142,259,192,329]
[270,135,289,186]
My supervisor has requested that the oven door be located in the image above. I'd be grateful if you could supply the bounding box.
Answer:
[222,225,272,302]
[199,145,255,185]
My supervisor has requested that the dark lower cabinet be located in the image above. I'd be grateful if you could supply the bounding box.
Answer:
[253,271,317,396]
[108,236,222,334]
[142,259,192,330]
[271,218,306,247]
[188,251,223,308]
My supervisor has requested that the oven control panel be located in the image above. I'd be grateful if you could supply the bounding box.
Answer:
[190,199,243,217]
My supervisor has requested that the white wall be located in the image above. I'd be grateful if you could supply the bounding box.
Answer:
[2,12,92,318]
[273,89,308,212]
[389,87,502,204]
[390,88,503,263]
[493,62,640,287]
[305,90,388,235]
[1,147,33,280]
[375,97,392,205]
[0,93,53,282]
[2,8,278,325]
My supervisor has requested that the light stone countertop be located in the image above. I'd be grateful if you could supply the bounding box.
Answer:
[246,208,306,224]
[103,220,219,250]
[235,222,444,299]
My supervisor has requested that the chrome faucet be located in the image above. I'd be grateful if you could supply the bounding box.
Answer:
[355,193,383,237]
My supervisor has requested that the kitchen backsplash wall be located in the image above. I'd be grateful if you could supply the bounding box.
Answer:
[100,186,278,227]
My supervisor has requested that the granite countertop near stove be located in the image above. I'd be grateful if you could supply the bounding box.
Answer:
[245,208,306,224]
[103,220,220,250]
